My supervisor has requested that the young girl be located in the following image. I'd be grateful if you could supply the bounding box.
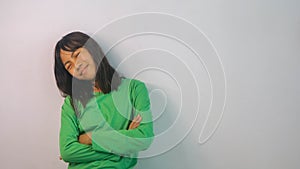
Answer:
[54,31,154,169]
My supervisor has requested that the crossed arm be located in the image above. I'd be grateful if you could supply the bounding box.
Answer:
[59,80,154,163]
[59,114,142,160]
[78,114,142,145]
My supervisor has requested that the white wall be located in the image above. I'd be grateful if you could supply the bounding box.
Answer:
[0,0,299,168]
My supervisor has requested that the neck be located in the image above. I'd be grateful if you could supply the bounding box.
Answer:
[93,83,102,92]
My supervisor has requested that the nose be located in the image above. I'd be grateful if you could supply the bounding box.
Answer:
[75,62,83,72]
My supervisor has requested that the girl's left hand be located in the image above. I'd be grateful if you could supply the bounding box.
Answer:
[78,132,92,145]
[129,114,142,129]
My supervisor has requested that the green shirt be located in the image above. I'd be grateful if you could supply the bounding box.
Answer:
[59,78,154,169]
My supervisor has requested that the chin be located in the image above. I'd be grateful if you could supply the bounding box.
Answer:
[84,76,95,81]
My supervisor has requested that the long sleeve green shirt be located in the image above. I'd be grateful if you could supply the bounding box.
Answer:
[59,78,154,169]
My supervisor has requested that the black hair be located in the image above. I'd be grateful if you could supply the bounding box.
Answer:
[54,31,122,117]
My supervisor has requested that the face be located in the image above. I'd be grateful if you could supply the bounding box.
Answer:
[60,47,97,80]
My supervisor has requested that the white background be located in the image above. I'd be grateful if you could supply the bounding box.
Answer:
[0,0,299,169]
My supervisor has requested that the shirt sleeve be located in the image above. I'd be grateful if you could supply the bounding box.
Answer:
[91,80,154,156]
[59,96,117,163]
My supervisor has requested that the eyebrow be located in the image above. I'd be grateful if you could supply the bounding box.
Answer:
[71,50,80,58]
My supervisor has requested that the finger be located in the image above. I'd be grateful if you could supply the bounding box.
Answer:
[129,124,136,129]
[129,122,135,129]
[134,122,140,128]
[131,121,139,126]
[129,122,133,129]
[135,114,142,121]
[129,121,139,129]
[130,124,136,129]
[136,115,142,123]
[129,115,143,129]
[132,122,140,129]
[133,114,140,121]
[133,119,141,127]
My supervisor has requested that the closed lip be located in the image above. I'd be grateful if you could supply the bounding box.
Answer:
[80,64,88,76]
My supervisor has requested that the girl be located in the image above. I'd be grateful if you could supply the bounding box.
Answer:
[54,31,154,169]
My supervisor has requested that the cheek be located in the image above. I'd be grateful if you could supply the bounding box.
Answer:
[66,67,75,76]
[91,63,97,74]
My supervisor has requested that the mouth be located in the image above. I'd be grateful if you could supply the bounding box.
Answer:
[80,65,88,76]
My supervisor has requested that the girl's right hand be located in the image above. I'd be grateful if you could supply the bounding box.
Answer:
[128,114,142,129]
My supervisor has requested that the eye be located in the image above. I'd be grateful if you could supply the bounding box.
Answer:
[66,64,72,70]
[72,51,80,59]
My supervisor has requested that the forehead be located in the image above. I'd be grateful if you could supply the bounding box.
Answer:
[60,49,74,57]
[60,48,81,61]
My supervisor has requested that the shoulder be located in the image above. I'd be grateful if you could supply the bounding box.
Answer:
[123,78,148,92]
[125,78,149,100]
[124,78,151,110]
[62,95,72,107]
[61,95,76,115]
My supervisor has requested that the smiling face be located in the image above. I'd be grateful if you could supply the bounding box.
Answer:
[60,47,97,80]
